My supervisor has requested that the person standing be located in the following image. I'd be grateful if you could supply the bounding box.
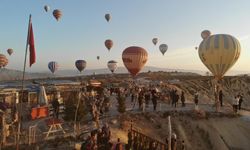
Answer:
[52,98,60,118]
[115,138,123,150]
[232,95,239,113]
[194,91,199,110]
[181,91,186,107]
[173,90,179,108]
[238,94,244,110]
[219,90,224,107]
[152,89,158,111]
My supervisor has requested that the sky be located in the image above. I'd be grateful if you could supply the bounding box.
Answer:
[0,0,250,74]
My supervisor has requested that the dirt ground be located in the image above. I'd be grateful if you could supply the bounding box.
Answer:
[108,110,250,150]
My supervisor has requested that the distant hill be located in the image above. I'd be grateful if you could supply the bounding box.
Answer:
[0,68,52,81]
[1,66,249,81]
[54,66,205,77]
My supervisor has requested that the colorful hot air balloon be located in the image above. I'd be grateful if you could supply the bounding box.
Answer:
[0,54,8,68]
[7,48,13,56]
[107,60,118,73]
[105,14,111,22]
[152,38,158,45]
[97,56,100,60]
[198,34,241,80]
[122,46,148,76]
[159,44,168,55]
[201,30,211,39]
[44,5,50,12]
[48,61,59,73]
[75,60,87,72]
[53,9,62,21]
[105,39,113,51]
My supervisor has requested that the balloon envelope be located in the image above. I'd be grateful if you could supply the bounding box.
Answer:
[44,5,50,12]
[0,54,8,68]
[201,30,211,39]
[97,56,100,60]
[7,48,13,56]
[53,9,62,21]
[105,39,113,51]
[105,14,111,22]
[107,60,118,73]
[75,60,87,72]
[122,46,148,76]
[48,61,59,73]
[152,38,158,45]
[159,44,168,55]
[198,34,241,79]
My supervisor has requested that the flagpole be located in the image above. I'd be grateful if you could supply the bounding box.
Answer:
[16,14,32,150]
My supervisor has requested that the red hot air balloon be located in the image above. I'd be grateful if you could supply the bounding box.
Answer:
[53,9,62,21]
[7,48,13,56]
[75,60,87,72]
[0,54,8,68]
[122,46,148,76]
[105,39,113,51]
[48,61,59,73]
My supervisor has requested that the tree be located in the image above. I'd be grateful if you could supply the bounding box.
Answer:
[117,94,126,114]
[63,98,87,122]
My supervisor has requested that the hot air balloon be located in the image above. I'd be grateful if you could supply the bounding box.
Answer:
[159,44,168,55]
[7,48,13,56]
[195,46,198,50]
[152,38,158,45]
[48,61,59,73]
[105,39,113,51]
[198,34,241,80]
[53,9,62,21]
[97,56,100,60]
[201,30,211,39]
[75,60,87,72]
[105,14,111,22]
[122,46,148,76]
[0,54,8,68]
[44,5,50,12]
[107,60,118,73]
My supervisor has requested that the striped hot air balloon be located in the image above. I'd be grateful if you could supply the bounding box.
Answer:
[48,61,59,73]
[107,60,118,73]
[53,9,62,21]
[159,44,168,55]
[122,46,148,77]
[0,54,8,68]
[198,34,241,80]
[75,60,87,72]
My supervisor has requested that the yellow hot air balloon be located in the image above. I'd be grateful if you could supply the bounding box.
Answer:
[198,34,241,80]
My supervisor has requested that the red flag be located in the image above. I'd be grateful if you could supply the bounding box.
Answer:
[28,22,36,67]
